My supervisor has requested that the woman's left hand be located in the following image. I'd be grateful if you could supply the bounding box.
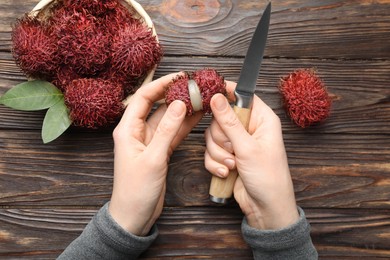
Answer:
[109,73,203,236]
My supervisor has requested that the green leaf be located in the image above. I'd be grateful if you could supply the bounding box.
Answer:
[42,98,72,143]
[0,80,63,111]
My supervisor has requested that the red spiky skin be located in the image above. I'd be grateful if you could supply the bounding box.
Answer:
[11,0,164,129]
[62,0,118,16]
[51,67,80,92]
[110,22,163,92]
[192,69,226,114]
[12,0,163,84]
[64,78,124,128]
[279,69,332,128]
[11,15,59,79]
[165,73,193,114]
[165,69,226,116]
[98,0,139,34]
[51,6,111,76]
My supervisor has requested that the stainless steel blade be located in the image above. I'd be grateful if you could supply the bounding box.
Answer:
[235,2,271,108]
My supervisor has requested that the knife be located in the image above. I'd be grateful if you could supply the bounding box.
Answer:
[209,2,271,204]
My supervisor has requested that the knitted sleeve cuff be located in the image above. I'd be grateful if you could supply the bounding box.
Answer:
[58,202,158,259]
[241,207,318,259]
[94,202,158,255]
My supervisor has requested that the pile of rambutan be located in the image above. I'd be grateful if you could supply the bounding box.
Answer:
[11,0,163,129]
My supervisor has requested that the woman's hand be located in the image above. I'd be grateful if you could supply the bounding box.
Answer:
[109,73,203,236]
[205,82,299,230]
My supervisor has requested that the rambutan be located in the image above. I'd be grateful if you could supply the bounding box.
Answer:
[51,67,80,92]
[99,0,138,34]
[52,7,110,76]
[165,73,193,114]
[63,0,118,16]
[64,78,124,128]
[165,69,227,115]
[10,0,164,131]
[11,15,58,79]
[279,69,332,128]
[192,68,226,114]
[110,22,163,82]
[99,65,139,96]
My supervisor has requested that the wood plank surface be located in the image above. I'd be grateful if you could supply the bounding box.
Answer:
[1,0,389,59]
[1,55,390,134]
[0,207,389,259]
[0,131,389,209]
[0,0,389,259]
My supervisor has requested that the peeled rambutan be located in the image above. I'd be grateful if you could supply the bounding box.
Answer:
[192,68,226,113]
[165,69,227,116]
[110,21,163,81]
[279,69,332,128]
[64,78,124,128]
[11,15,58,79]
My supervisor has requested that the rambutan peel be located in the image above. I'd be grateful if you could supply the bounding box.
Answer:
[165,73,193,115]
[192,69,226,114]
[11,15,59,79]
[111,22,163,80]
[165,69,226,116]
[279,69,332,128]
[53,8,111,76]
[64,78,124,129]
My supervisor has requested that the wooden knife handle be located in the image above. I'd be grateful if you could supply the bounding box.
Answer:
[209,105,251,204]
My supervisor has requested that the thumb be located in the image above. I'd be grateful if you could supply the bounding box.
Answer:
[210,94,251,152]
[147,100,187,157]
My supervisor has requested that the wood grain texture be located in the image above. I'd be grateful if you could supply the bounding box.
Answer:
[0,207,389,258]
[152,0,390,59]
[1,56,390,134]
[1,0,389,59]
[0,131,389,209]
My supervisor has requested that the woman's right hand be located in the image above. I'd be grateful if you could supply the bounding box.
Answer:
[205,84,299,230]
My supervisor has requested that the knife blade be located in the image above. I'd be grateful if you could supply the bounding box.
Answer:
[209,2,271,204]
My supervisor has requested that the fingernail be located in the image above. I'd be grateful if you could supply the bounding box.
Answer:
[217,167,228,178]
[169,101,185,118]
[214,94,228,111]
[224,158,235,170]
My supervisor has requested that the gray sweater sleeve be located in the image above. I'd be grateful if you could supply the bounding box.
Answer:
[57,202,158,260]
[58,204,316,259]
[241,207,318,259]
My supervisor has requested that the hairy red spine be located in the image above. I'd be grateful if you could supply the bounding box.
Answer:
[64,78,124,128]
[192,68,226,114]
[165,69,226,115]
[11,0,164,128]
[52,6,111,76]
[165,73,193,114]
[12,15,58,79]
[279,69,332,128]
[110,22,162,86]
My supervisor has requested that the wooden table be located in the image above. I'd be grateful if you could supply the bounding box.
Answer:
[1,0,389,259]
